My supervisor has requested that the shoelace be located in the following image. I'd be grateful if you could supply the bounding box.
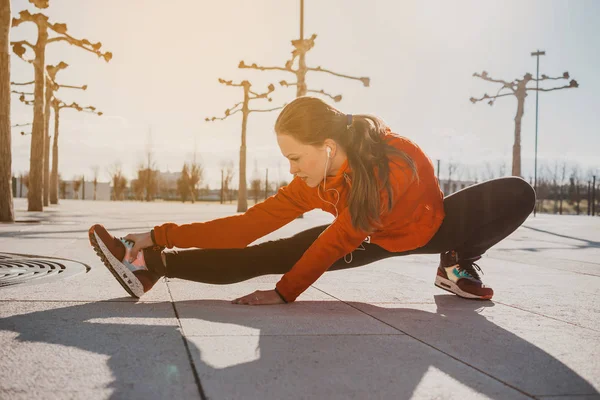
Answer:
[121,237,169,282]
[457,261,483,281]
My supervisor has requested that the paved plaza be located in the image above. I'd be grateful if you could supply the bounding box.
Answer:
[0,198,599,400]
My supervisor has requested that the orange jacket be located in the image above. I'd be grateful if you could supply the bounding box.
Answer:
[153,133,445,302]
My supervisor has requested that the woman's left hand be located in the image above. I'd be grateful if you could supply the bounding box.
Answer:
[231,290,286,306]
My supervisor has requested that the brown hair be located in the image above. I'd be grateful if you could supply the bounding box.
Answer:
[274,96,418,232]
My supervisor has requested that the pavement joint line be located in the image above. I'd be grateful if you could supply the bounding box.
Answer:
[0,299,165,304]
[493,301,600,333]
[487,254,600,272]
[184,333,408,337]
[533,394,600,397]
[166,281,207,400]
[311,286,537,399]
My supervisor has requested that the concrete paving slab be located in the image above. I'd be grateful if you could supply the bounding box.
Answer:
[174,298,400,337]
[313,262,441,304]
[370,254,600,331]
[167,279,333,302]
[186,334,531,400]
[0,254,171,303]
[352,296,600,397]
[0,301,200,400]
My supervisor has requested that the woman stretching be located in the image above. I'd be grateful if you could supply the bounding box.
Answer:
[89,97,535,305]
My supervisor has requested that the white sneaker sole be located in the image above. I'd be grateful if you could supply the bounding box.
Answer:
[90,230,144,298]
[434,275,491,300]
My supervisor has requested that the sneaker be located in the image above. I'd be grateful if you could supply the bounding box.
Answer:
[88,224,164,298]
[434,250,494,300]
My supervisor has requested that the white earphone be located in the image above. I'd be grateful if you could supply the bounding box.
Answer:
[319,143,365,264]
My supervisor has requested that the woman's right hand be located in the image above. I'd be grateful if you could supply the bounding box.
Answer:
[124,231,153,262]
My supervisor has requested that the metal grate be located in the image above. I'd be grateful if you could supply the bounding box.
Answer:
[0,253,90,288]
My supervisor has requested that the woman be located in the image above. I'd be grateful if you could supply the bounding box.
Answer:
[89,97,535,305]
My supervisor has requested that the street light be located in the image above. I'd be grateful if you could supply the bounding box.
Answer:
[531,49,545,216]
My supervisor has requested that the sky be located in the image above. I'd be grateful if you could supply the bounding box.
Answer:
[9,0,600,188]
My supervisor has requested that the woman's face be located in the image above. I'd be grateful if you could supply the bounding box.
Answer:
[277,133,329,188]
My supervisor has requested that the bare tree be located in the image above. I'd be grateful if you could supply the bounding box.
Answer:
[42,61,67,205]
[91,165,99,200]
[58,173,66,199]
[13,63,89,205]
[220,160,235,204]
[250,178,263,204]
[471,70,578,177]
[11,6,111,211]
[558,161,567,215]
[498,160,507,177]
[447,161,459,185]
[0,0,13,222]
[206,80,282,212]
[176,164,190,203]
[188,162,203,203]
[569,163,582,215]
[49,98,101,204]
[177,161,203,203]
[72,175,82,199]
[108,162,127,201]
[239,21,369,101]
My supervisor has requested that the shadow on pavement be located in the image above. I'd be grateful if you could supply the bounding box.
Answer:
[522,225,600,249]
[0,295,597,399]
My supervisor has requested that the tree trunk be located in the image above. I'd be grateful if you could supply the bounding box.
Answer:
[28,27,48,212]
[43,77,52,206]
[576,184,581,215]
[237,88,249,213]
[50,104,60,204]
[512,95,525,177]
[559,185,564,215]
[0,0,14,222]
[296,51,307,97]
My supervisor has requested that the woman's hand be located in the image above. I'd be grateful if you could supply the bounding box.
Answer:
[232,290,286,306]
[123,231,153,262]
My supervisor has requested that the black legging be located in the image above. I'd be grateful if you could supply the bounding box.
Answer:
[164,177,536,283]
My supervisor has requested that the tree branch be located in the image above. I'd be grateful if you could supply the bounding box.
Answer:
[56,100,102,115]
[11,123,32,128]
[10,41,35,63]
[18,95,34,106]
[11,90,34,96]
[307,89,342,102]
[11,80,35,86]
[58,83,87,90]
[29,0,49,9]
[47,32,112,62]
[10,40,34,51]
[307,66,370,86]
[249,84,275,100]
[527,80,579,92]
[11,10,48,29]
[239,60,292,72]
[218,78,244,87]
[279,80,297,87]
[249,105,286,113]
[470,92,514,105]
[205,107,243,122]
[472,71,515,87]
[534,72,570,82]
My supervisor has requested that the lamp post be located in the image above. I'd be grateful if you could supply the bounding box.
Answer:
[531,49,545,216]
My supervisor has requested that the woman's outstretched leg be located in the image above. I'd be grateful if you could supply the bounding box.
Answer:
[162,224,328,283]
